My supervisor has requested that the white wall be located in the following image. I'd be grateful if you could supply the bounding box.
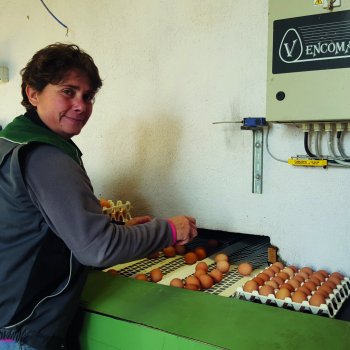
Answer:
[0,0,349,274]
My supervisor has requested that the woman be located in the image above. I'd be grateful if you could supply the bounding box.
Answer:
[0,43,197,350]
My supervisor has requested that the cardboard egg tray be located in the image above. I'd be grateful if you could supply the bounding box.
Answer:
[234,274,350,318]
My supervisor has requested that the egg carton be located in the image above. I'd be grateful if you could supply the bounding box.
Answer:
[234,277,350,318]
[101,199,132,222]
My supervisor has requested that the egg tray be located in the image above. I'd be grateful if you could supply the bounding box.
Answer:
[234,277,350,318]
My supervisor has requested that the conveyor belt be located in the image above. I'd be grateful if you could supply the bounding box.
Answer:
[109,234,270,297]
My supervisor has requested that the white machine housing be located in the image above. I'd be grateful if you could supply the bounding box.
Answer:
[266,0,350,123]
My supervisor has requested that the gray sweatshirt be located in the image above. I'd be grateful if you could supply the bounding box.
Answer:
[0,117,173,349]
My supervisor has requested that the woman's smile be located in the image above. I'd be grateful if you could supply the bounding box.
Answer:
[26,69,96,139]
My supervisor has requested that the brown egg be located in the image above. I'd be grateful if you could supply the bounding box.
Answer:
[312,272,325,283]
[293,275,305,283]
[277,272,289,281]
[150,268,163,282]
[253,276,265,286]
[303,281,317,292]
[99,198,111,208]
[272,276,284,287]
[194,269,207,278]
[215,253,229,262]
[209,269,223,283]
[330,272,344,280]
[243,280,259,293]
[194,247,207,260]
[216,260,230,273]
[184,252,198,265]
[297,271,309,280]
[207,239,219,248]
[292,291,307,303]
[237,262,253,276]
[135,273,148,281]
[259,285,275,296]
[275,288,291,300]
[309,276,321,287]
[269,265,280,274]
[174,244,187,255]
[288,265,298,273]
[282,267,294,278]
[316,288,329,298]
[263,268,275,278]
[196,262,209,272]
[257,273,270,282]
[170,278,183,288]
[323,280,336,290]
[185,275,200,287]
[106,269,119,276]
[199,274,214,289]
[300,267,313,276]
[287,278,301,290]
[318,284,333,296]
[328,275,341,286]
[265,280,279,290]
[184,283,200,291]
[280,283,294,292]
[272,262,284,270]
[163,246,176,257]
[317,269,329,278]
[309,293,326,307]
[297,285,311,296]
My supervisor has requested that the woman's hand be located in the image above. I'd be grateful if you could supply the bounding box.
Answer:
[168,216,197,245]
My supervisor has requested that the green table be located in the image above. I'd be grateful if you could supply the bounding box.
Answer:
[79,271,350,349]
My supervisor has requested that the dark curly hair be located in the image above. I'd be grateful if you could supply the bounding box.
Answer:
[21,43,103,111]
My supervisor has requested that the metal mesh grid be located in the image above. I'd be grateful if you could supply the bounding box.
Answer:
[117,256,168,277]
[203,240,269,295]
[117,235,242,278]
[111,234,270,297]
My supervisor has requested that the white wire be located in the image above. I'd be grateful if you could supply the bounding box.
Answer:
[336,133,349,159]
[315,130,347,167]
[326,131,350,167]
[266,124,350,168]
[315,131,322,158]
[265,125,288,163]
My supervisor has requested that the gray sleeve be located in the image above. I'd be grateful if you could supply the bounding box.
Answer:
[22,144,173,267]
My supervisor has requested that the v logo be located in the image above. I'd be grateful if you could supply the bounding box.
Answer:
[284,40,298,57]
[279,28,303,63]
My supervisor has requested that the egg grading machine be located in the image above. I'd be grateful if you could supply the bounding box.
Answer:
[76,229,350,350]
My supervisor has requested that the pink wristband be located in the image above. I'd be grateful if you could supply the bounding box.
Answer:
[167,220,177,244]
[1,340,14,342]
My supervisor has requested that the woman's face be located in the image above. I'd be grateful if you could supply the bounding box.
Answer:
[26,69,96,139]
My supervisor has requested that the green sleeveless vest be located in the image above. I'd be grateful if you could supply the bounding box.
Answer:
[0,115,82,165]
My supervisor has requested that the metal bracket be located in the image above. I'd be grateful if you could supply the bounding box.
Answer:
[252,129,264,194]
[241,118,266,194]
[213,118,265,194]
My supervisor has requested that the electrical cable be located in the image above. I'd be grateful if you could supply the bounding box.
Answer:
[326,131,350,167]
[336,131,349,160]
[265,125,288,163]
[315,131,322,158]
[310,126,340,166]
[304,132,317,158]
[39,0,69,35]
[314,129,344,167]
[266,123,349,168]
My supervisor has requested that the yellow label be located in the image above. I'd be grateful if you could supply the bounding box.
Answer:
[314,0,323,5]
[288,159,328,167]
